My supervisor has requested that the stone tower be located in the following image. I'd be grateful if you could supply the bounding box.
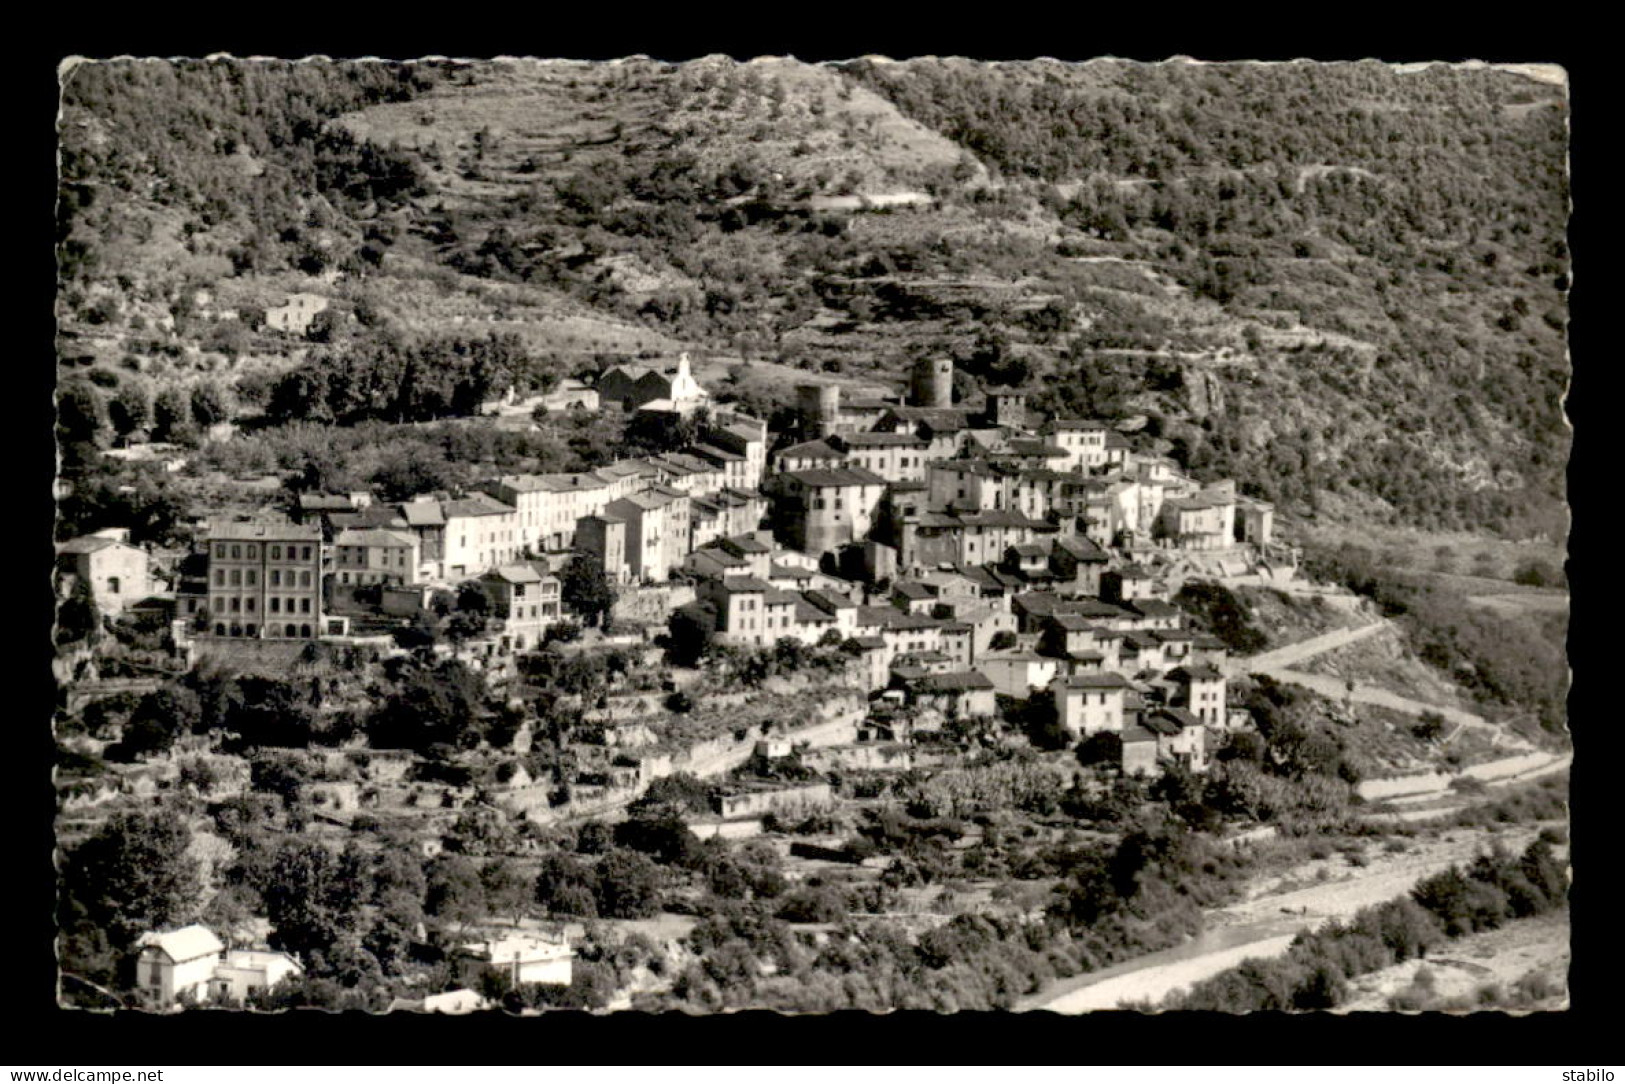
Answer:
[910,356,954,409]
[797,383,841,439]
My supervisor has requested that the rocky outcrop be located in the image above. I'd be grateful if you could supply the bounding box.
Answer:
[1180,363,1227,419]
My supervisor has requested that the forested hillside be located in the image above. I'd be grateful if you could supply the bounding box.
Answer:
[56,56,1569,541]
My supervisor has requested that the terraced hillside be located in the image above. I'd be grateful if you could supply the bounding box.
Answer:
[58,57,1569,542]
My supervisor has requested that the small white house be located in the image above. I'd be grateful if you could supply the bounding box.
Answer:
[210,949,304,1002]
[386,988,491,1014]
[134,925,302,1006]
[976,650,1060,700]
[460,934,574,987]
[135,925,224,1003]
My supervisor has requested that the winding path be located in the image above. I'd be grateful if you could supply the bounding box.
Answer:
[1224,620,1390,675]
[1226,619,1532,753]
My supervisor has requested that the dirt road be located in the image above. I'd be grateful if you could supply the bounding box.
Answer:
[1226,620,1390,676]
[1357,749,1568,803]
[1026,825,1543,1013]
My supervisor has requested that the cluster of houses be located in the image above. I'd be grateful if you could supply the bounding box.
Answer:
[59,352,1281,778]
[131,922,573,1010]
[59,351,1312,1010]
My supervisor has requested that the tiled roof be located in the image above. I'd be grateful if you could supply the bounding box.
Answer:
[689,442,744,462]
[1054,535,1109,561]
[840,431,927,447]
[784,465,886,488]
[795,600,836,623]
[1062,672,1132,690]
[776,439,845,461]
[883,407,973,431]
[720,535,772,555]
[1142,713,1184,737]
[933,458,1005,477]
[803,589,857,613]
[1004,440,1069,458]
[441,494,514,519]
[137,924,224,963]
[484,564,545,584]
[298,493,356,511]
[857,606,939,631]
[918,670,994,692]
[712,576,775,593]
[958,510,1051,529]
[334,528,416,548]
[58,535,124,555]
[690,548,743,568]
[209,519,322,541]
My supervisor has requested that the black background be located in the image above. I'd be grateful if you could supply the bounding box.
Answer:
[17,16,1603,1066]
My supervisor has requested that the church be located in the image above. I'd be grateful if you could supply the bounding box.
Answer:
[596,352,710,416]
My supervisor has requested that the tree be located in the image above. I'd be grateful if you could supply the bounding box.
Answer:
[560,553,617,628]
[1412,712,1449,743]
[535,852,599,917]
[370,848,429,930]
[151,384,197,444]
[107,381,152,440]
[116,686,204,760]
[189,380,235,429]
[1017,689,1070,751]
[425,854,486,935]
[200,883,261,950]
[62,810,199,950]
[56,378,107,450]
[1512,559,1562,588]
[263,839,362,966]
[1077,730,1124,769]
[481,858,531,927]
[594,849,663,919]
[614,805,703,866]
[665,603,718,667]
[55,575,102,646]
[988,631,1018,651]
[367,657,484,751]
[574,821,614,855]
[227,676,317,751]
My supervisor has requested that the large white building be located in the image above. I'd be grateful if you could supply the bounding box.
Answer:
[440,494,520,579]
[134,925,302,1005]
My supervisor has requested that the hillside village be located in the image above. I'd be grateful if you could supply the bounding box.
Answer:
[52,56,1570,1017]
[54,343,1569,1015]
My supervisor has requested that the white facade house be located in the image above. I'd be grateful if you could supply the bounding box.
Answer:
[210,949,304,1002]
[1056,672,1133,738]
[461,935,574,987]
[135,925,226,1003]
[134,925,302,1005]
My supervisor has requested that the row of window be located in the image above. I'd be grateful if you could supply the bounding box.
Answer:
[213,543,316,561]
[214,569,314,588]
[213,622,313,638]
[212,595,314,614]
[337,548,410,566]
